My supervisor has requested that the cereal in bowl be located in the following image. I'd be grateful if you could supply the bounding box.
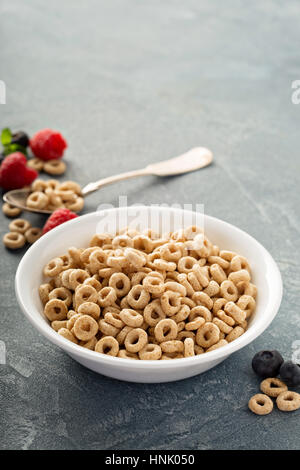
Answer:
[39,227,257,360]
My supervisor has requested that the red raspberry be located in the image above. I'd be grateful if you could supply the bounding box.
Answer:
[0,152,38,190]
[42,208,78,234]
[30,128,67,161]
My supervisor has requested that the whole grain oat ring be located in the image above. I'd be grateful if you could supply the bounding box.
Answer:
[98,319,120,337]
[160,243,182,262]
[95,336,119,356]
[120,308,144,327]
[59,181,82,195]
[206,339,228,352]
[224,301,246,324]
[2,203,22,218]
[78,302,101,320]
[69,269,90,289]
[154,318,178,343]
[125,328,148,353]
[65,197,84,212]
[220,280,238,302]
[138,344,162,360]
[44,159,66,175]
[124,247,146,269]
[73,315,99,341]
[172,304,190,323]
[192,291,213,310]
[26,192,49,210]
[27,158,44,172]
[143,299,166,326]
[58,328,78,343]
[9,218,31,234]
[117,349,138,359]
[133,234,154,253]
[83,277,102,292]
[164,281,186,297]
[32,179,48,192]
[160,290,181,316]
[184,337,195,357]
[177,256,197,273]
[109,272,131,297]
[51,320,68,332]
[228,269,250,285]
[98,286,117,307]
[80,337,97,350]
[49,287,73,306]
[248,394,273,415]
[160,340,184,354]
[112,234,134,249]
[88,248,107,273]
[44,298,68,321]
[75,284,98,307]
[116,326,133,345]
[43,257,64,277]
[196,322,220,348]
[203,280,220,297]
[25,227,42,244]
[143,274,165,295]
[237,295,256,319]
[153,258,176,272]
[39,283,53,304]
[127,285,150,309]
[189,305,212,323]
[276,391,300,412]
[3,232,26,249]
[209,263,227,284]
[260,378,288,398]
[104,311,124,329]
[185,316,205,331]
[226,326,245,343]
[212,317,233,334]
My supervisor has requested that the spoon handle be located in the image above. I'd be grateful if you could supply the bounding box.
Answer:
[81,147,213,196]
[81,168,150,196]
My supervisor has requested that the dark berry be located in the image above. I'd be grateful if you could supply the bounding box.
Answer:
[280,361,300,387]
[11,131,30,148]
[252,350,284,378]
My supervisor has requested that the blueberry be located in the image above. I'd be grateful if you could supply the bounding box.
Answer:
[252,350,284,378]
[11,131,30,148]
[280,361,300,387]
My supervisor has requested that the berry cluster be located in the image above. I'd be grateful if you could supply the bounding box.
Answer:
[252,350,300,387]
[0,127,67,191]
[248,350,300,416]
[1,127,77,250]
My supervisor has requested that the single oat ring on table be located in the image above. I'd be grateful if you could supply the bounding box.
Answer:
[26,179,84,212]
[39,226,257,360]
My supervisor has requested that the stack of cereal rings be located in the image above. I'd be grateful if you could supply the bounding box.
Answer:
[40,226,257,360]
[27,158,66,175]
[3,218,42,250]
[26,179,84,212]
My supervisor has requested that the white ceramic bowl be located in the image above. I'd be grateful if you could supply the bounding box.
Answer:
[15,207,282,383]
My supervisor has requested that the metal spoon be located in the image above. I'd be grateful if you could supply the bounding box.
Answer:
[3,147,213,215]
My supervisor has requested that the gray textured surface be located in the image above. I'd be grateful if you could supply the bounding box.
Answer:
[0,0,300,450]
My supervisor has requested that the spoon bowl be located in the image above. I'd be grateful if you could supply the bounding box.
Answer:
[3,188,53,214]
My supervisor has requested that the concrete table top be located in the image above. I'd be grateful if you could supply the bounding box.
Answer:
[0,0,299,450]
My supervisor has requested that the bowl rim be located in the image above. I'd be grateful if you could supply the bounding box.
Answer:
[15,207,283,369]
